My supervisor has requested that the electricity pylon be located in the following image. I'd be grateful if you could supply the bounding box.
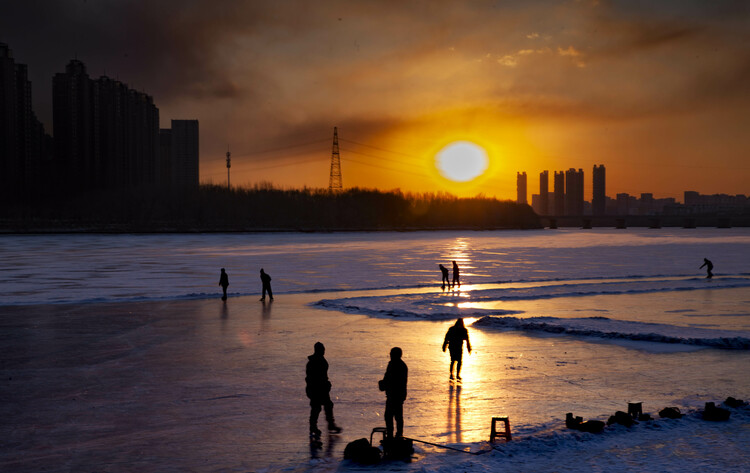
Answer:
[329,127,342,191]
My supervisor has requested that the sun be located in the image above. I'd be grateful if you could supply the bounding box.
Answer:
[435,141,489,182]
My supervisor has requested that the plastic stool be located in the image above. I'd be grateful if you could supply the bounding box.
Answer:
[370,427,387,445]
[490,416,512,442]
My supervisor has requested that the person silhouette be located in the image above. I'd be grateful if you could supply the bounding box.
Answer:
[260,268,273,301]
[306,342,342,438]
[699,258,714,279]
[219,268,229,301]
[379,347,408,438]
[439,264,450,287]
[442,318,471,380]
[452,261,460,287]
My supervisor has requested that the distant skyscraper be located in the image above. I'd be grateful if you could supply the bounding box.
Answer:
[516,171,527,204]
[1,43,49,201]
[592,164,606,216]
[539,170,549,215]
[553,171,565,216]
[169,120,199,188]
[565,168,584,215]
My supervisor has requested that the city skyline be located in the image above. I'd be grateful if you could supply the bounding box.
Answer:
[1,1,749,200]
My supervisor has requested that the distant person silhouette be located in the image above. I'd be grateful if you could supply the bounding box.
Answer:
[700,258,714,279]
[452,261,460,287]
[379,347,408,438]
[442,318,471,380]
[260,268,273,301]
[219,268,229,301]
[305,342,342,437]
[439,264,450,287]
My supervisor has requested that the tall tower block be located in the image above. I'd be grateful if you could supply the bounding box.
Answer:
[592,164,606,216]
[516,172,527,204]
[329,127,342,191]
[539,170,549,215]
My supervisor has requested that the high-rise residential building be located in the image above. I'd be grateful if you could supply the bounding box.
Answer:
[1,43,49,201]
[54,59,161,194]
[539,170,549,215]
[53,59,94,192]
[553,171,565,216]
[592,164,606,216]
[565,168,584,215]
[169,119,199,188]
[516,171,527,204]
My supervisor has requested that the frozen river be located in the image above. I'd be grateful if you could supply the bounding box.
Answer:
[1,229,750,472]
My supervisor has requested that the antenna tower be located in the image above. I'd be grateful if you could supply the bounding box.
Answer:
[226,147,231,189]
[329,127,342,191]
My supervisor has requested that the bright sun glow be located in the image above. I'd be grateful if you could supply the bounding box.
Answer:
[435,141,489,182]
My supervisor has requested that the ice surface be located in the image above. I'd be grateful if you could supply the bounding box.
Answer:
[2,229,750,472]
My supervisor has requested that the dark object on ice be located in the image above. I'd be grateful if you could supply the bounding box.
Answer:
[219,268,229,300]
[344,438,381,464]
[379,347,408,439]
[439,264,450,287]
[566,413,583,429]
[702,402,730,421]
[724,397,746,408]
[452,261,460,287]
[699,258,714,278]
[306,342,342,435]
[259,268,273,300]
[442,318,472,380]
[607,410,637,427]
[566,413,605,433]
[659,407,683,419]
[382,436,414,460]
[637,413,653,421]
[490,416,513,442]
[627,402,642,419]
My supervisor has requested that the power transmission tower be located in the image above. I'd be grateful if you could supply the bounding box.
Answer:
[329,127,342,191]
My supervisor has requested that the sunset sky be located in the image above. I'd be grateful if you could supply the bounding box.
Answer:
[2,0,749,200]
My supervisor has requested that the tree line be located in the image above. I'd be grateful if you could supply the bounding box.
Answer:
[0,184,541,232]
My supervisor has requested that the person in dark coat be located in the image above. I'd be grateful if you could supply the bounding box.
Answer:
[305,342,341,436]
[378,347,408,438]
[219,268,229,301]
[699,258,714,279]
[439,264,450,287]
[442,318,471,380]
[260,268,273,301]
[452,261,460,287]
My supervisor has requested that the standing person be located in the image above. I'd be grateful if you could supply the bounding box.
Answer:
[699,258,714,279]
[439,264,450,287]
[305,342,342,438]
[452,261,460,287]
[219,268,229,301]
[378,347,408,438]
[442,318,471,380]
[260,268,273,301]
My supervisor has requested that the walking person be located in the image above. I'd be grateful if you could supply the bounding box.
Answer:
[699,258,714,279]
[378,347,408,438]
[219,268,229,301]
[442,318,471,380]
[305,342,342,438]
[260,268,273,301]
[439,264,450,287]
[452,261,460,287]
